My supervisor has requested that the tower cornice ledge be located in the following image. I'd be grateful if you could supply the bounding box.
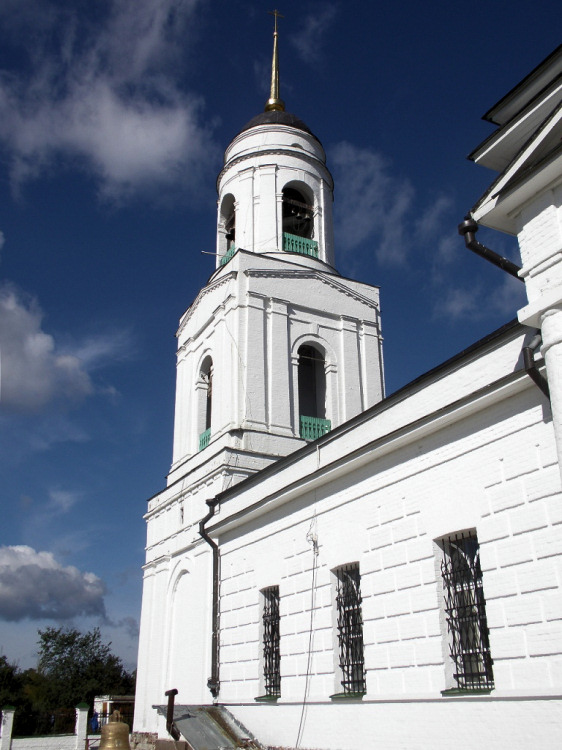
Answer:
[245,267,380,310]
[217,146,333,192]
[176,271,237,337]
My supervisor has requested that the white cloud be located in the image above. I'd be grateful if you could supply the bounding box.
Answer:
[331,141,415,264]
[0,0,218,201]
[48,488,83,513]
[290,4,338,66]
[0,284,92,412]
[0,545,106,621]
[489,273,527,317]
[69,329,134,371]
[439,274,526,321]
[0,283,130,413]
[415,195,454,239]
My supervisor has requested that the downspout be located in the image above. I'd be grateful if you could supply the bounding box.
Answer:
[164,688,181,741]
[522,330,550,399]
[458,215,523,281]
[458,215,549,398]
[199,498,220,698]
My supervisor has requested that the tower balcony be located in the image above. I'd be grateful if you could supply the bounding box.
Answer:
[220,246,237,266]
[283,232,318,259]
[199,428,211,451]
[299,415,331,441]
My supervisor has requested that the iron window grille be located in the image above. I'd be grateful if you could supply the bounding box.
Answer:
[335,563,366,695]
[262,586,281,698]
[440,532,494,690]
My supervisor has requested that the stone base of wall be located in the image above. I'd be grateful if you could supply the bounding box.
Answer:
[130,732,158,749]
[10,738,76,750]
[131,732,189,750]
[232,698,562,750]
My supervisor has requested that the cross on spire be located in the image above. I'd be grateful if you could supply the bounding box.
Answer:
[268,9,284,35]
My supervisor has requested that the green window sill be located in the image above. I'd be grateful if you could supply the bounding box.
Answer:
[330,691,365,701]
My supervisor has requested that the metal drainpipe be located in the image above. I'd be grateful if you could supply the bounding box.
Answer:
[199,498,220,698]
[457,216,549,396]
[522,330,550,399]
[164,688,181,741]
[458,215,523,281]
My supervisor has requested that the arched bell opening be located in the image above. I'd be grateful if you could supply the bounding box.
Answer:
[282,186,314,239]
[219,194,236,265]
[297,344,331,441]
[282,184,318,258]
[197,356,213,450]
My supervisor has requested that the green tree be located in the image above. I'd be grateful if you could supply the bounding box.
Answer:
[0,655,39,735]
[0,654,24,707]
[36,627,135,710]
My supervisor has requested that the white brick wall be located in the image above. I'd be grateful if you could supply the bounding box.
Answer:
[213,343,562,730]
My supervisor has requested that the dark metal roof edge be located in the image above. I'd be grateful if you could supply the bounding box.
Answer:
[215,318,522,505]
[482,45,562,125]
[495,141,562,201]
[468,72,562,163]
[470,99,562,217]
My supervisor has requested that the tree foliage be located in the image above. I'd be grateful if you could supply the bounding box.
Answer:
[0,654,24,708]
[36,626,135,709]
[0,626,135,737]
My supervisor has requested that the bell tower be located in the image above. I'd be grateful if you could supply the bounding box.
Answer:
[135,15,386,724]
[168,17,384,490]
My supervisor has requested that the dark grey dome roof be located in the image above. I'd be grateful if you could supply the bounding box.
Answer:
[237,110,318,139]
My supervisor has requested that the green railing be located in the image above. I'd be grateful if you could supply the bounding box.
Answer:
[283,232,318,258]
[220,246,237,266]
[300,415,331,441]
[199,428,211,451]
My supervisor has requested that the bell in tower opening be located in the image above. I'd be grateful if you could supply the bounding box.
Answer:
[282,186,314,239]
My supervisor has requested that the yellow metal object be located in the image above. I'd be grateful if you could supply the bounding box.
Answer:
[265,9,285,112]
[99,712,131,749]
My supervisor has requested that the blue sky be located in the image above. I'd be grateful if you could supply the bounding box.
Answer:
[0,0,559,671]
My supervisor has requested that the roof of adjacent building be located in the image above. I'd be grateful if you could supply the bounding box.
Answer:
[482,45,562,126]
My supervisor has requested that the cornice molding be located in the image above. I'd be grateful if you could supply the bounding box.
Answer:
[245,268,379,310]
[218,148,334,191]
[177,271,237,338]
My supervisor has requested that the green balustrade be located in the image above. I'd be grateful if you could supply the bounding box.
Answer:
[300,415,331,441]
[199,428,211,451]
[283,232,318,258]
[220,246,237,266]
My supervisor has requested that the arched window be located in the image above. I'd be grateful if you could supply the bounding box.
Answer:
[198,357,213,451]
[282,186,313,240]
[219,194,236,265]
[298,344,330,440]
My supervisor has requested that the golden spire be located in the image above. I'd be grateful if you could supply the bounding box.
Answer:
[265,9,285,112]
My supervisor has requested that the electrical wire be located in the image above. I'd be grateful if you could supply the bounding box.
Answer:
[295,514,319,749]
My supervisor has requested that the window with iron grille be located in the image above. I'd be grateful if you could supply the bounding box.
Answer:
[440,532,494,691]
[334,563,366,695]
[261,586,281,698]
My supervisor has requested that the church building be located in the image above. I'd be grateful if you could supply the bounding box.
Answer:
[133,28,562,750]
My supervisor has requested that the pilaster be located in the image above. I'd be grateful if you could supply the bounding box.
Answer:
[539,307,562,484]
[0,707,14,750]
[339,316,362,422]
[268,299,293,435]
